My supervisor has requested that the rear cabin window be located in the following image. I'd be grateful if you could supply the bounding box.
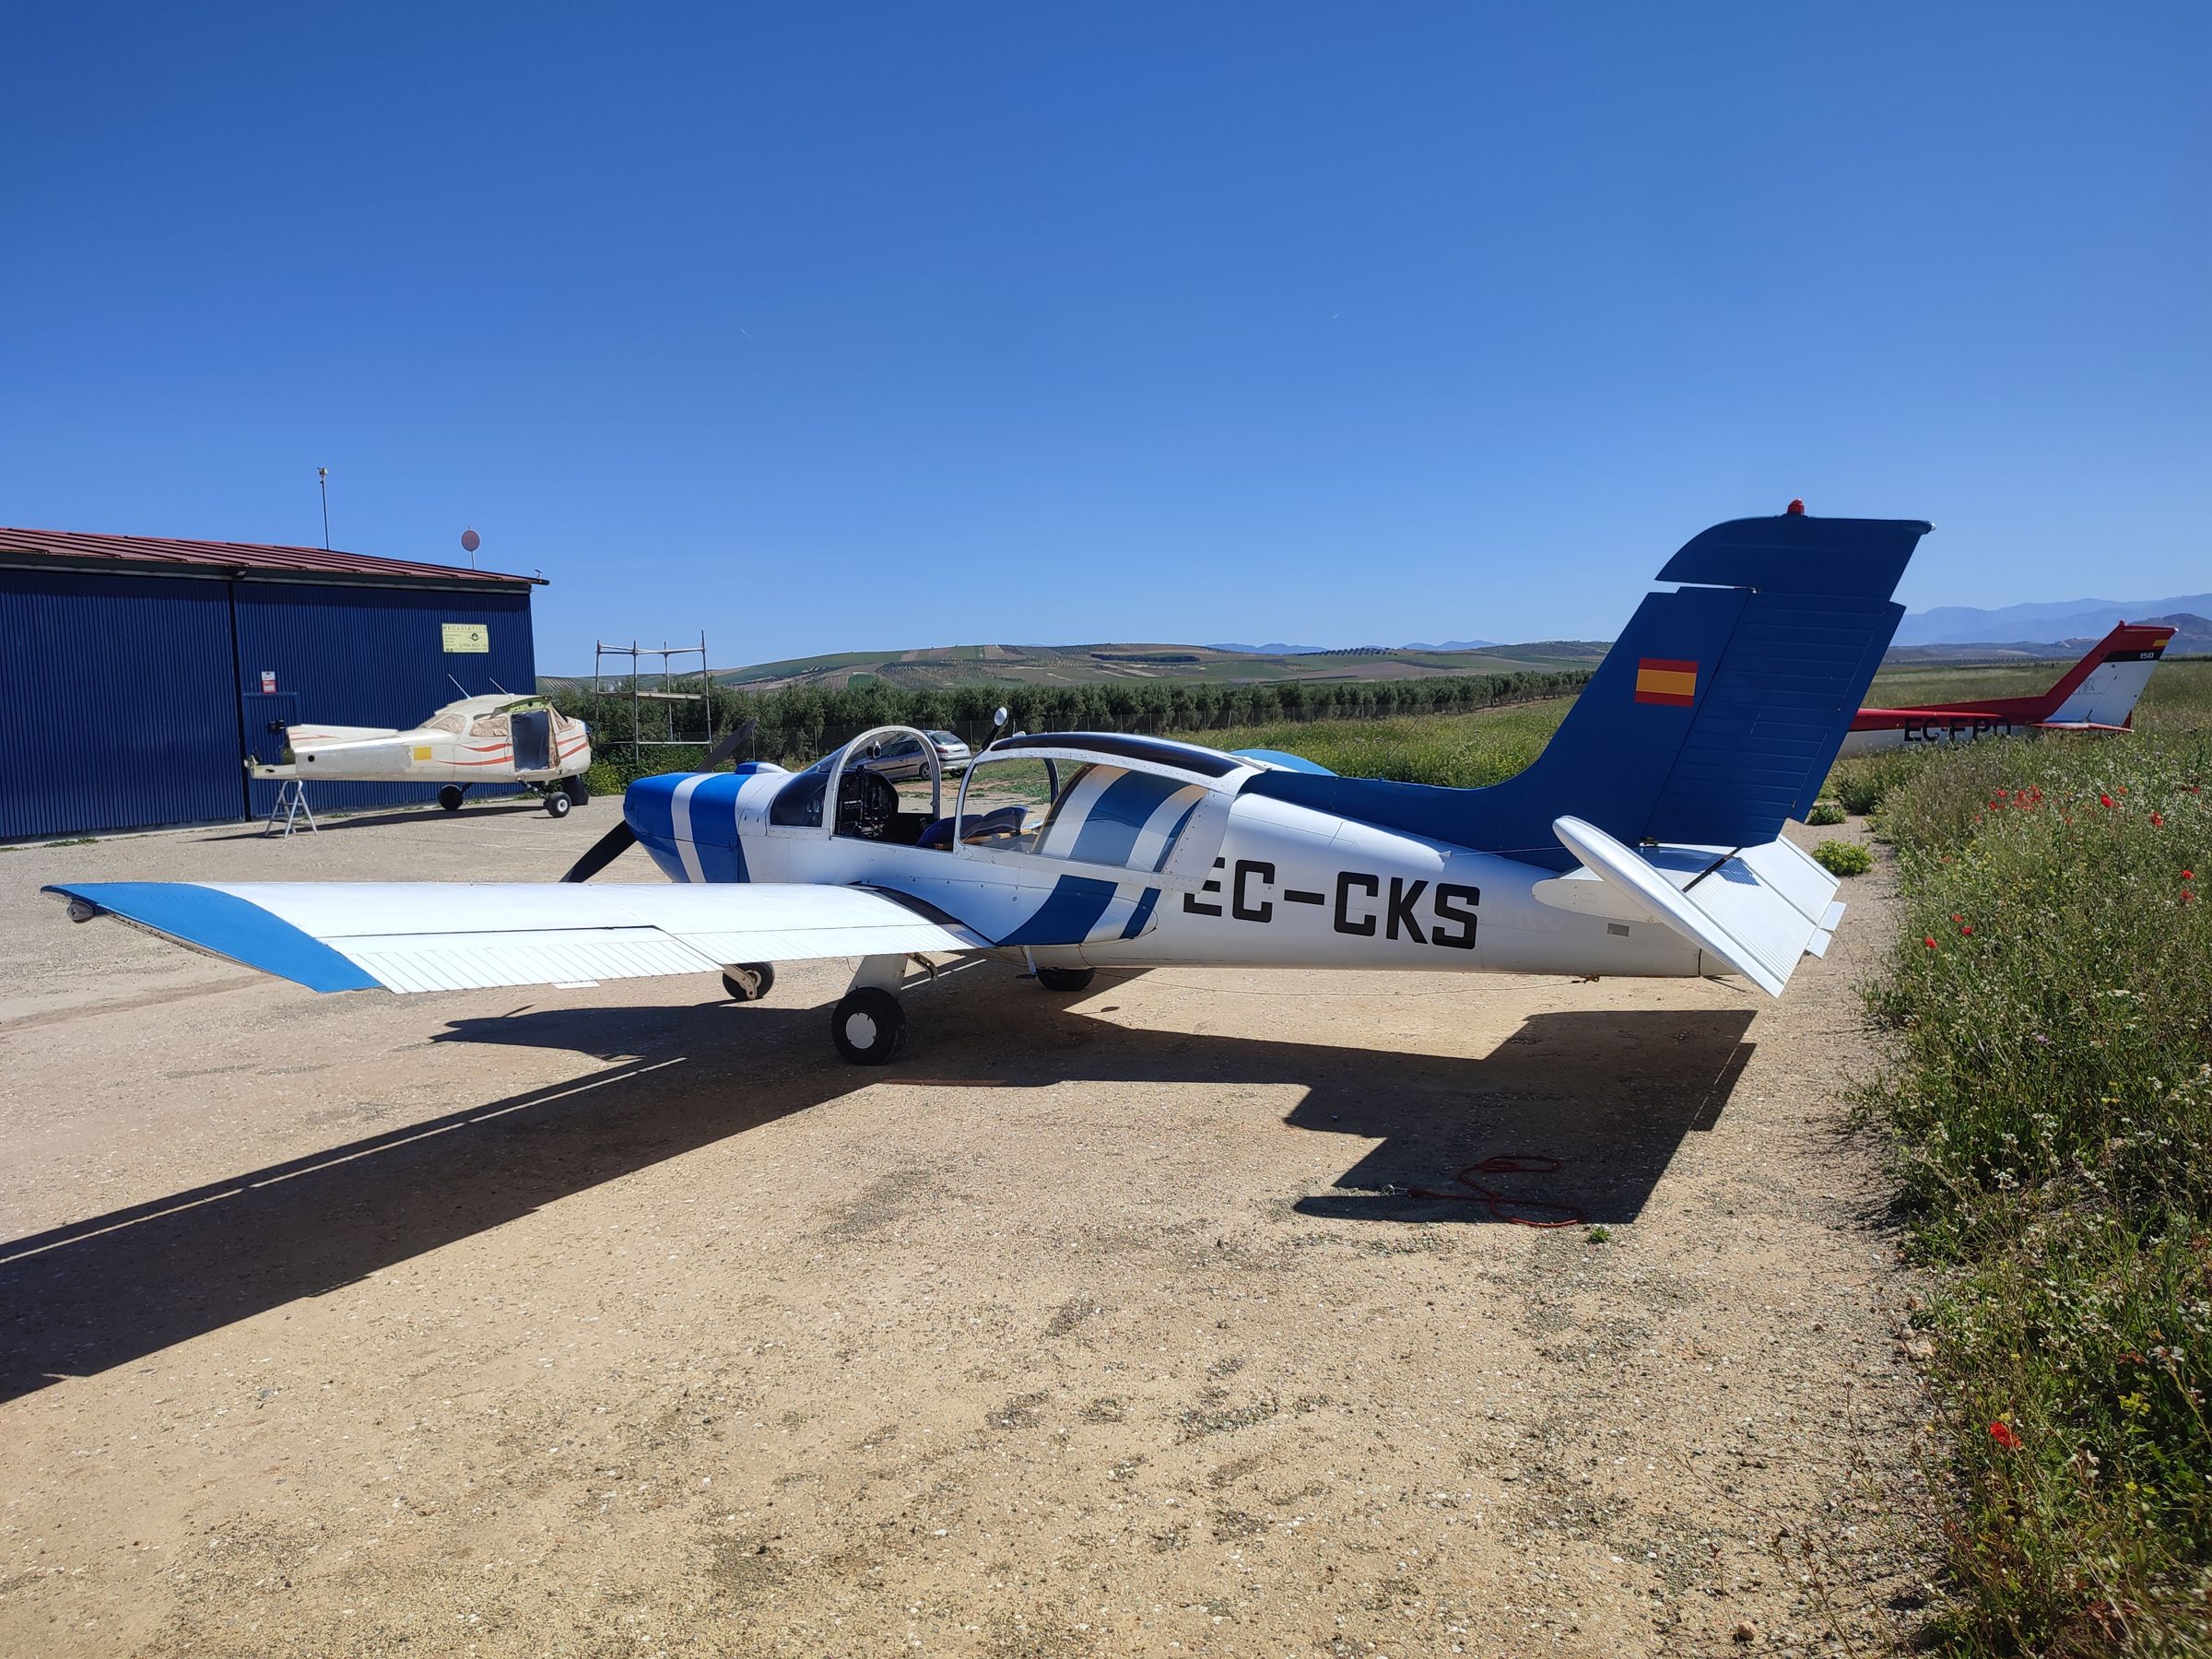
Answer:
[959,757,1202,869]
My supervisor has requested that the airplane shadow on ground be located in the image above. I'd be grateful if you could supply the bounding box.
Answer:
[0,970,1752,1400]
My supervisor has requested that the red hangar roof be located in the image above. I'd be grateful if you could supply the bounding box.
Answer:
[0,526,545,593]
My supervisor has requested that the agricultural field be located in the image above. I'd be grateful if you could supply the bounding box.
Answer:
[687,639,1612,693]
[1188,698,1573,787]
[1192,658,2212,794]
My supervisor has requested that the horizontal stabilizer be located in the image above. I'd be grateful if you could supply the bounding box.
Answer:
[44,881,989,995]
[1542,818,1843,997]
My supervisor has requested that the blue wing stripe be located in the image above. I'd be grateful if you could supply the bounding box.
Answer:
[41,882,381,993]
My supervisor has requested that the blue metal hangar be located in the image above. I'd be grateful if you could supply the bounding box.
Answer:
[0,526,546,841]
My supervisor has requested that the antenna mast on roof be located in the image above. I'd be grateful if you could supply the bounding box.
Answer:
[317,466,330,550]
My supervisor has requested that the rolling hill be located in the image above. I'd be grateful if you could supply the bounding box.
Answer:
[698,640,1610,692]
[552,617,2210,697]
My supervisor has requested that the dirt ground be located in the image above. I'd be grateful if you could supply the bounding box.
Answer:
[0,799,1934,1657]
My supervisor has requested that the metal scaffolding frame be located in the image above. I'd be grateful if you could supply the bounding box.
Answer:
[591,633,714,765]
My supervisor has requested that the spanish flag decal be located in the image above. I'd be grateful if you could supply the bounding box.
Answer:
[1634,658,1698,707]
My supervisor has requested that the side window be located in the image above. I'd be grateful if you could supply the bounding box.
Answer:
[959,758,1203,869]
[958,758,1077,852]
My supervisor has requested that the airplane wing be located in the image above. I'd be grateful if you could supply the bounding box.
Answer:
[42,881,989,995]
[1535,818,1844,997]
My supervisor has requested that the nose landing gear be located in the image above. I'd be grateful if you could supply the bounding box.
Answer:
[722,962,776,1003]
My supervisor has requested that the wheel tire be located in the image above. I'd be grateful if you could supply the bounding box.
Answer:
[565,774,591,805]
[722,962,776,1003]
[830,987,907,1065]
[547,790,572,818]
[438,784,465,813]
[1036,966,1096,994]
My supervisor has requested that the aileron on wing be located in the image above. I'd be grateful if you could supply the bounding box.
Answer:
[42,881,986,995]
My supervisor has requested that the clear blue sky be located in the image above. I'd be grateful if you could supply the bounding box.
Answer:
[4,4,2205,667]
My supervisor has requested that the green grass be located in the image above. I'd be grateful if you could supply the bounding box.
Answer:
[1185,699,1574,786]
[1828,661,2212,821]
[1860,731,2212,1653]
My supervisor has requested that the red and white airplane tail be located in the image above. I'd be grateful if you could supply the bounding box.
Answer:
[1838,621,2176,757]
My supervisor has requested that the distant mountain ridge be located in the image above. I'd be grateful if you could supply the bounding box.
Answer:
[1895,594,2212,646]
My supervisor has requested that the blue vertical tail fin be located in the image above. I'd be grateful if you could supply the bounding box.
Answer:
[1239,512,1931,866]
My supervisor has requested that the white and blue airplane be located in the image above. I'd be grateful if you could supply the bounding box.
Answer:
[48,510,1930,1066]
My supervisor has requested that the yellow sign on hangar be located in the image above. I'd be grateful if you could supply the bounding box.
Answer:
[441,622,489,653]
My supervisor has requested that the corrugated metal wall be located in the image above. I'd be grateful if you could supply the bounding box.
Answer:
[0,569,539,839]
[234,582,537,817]
[0,570,245,839]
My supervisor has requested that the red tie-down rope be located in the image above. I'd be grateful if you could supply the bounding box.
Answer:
[1408,1154,1586,1228]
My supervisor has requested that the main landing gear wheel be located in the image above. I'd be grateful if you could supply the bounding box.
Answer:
[545,789,572,818]
[830,986,907,1065]
[438,784,465,812]
[1036,966,1095,994]
[722,962,775,1003]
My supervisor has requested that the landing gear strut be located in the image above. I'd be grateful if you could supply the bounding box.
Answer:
[723,962,776,1003]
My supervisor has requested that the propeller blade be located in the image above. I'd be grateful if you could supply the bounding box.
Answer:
[559,819,637,884]
[703,717,758,771]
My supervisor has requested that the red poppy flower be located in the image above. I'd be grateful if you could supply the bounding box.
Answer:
[1960,924,1974,935]
[2184,871,2196,881]
[2185,892,2196,904]
[1924,936,1938,949]
[2100,794,2115,808]
[2152,813,2165,828]
[1989,1421,2022,1451]
[1951,913,1962,924]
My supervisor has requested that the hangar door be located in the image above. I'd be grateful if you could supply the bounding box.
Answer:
[232,581,538,817]
[0,570,242,840]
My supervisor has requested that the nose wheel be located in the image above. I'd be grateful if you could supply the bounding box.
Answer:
[830,986,907,1065]
[722,962,776,1003]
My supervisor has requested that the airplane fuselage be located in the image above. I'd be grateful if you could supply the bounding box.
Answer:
[641,766,1712,985]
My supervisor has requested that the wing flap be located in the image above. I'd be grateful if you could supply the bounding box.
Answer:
[45,880,988,996]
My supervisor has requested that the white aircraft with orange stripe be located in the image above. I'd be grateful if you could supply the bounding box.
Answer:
[54,510,1930,1066]
[247,694,594,817]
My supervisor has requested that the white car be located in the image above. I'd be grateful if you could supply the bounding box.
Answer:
[852,728,971,782]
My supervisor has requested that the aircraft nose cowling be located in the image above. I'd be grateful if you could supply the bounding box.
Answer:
[623,771,752,883]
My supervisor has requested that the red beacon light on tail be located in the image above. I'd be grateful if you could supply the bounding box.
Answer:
[1785,499,1806,515]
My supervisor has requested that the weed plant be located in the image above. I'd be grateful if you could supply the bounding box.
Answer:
[1812,840,1872,876]
[1862,732,2212,1652]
